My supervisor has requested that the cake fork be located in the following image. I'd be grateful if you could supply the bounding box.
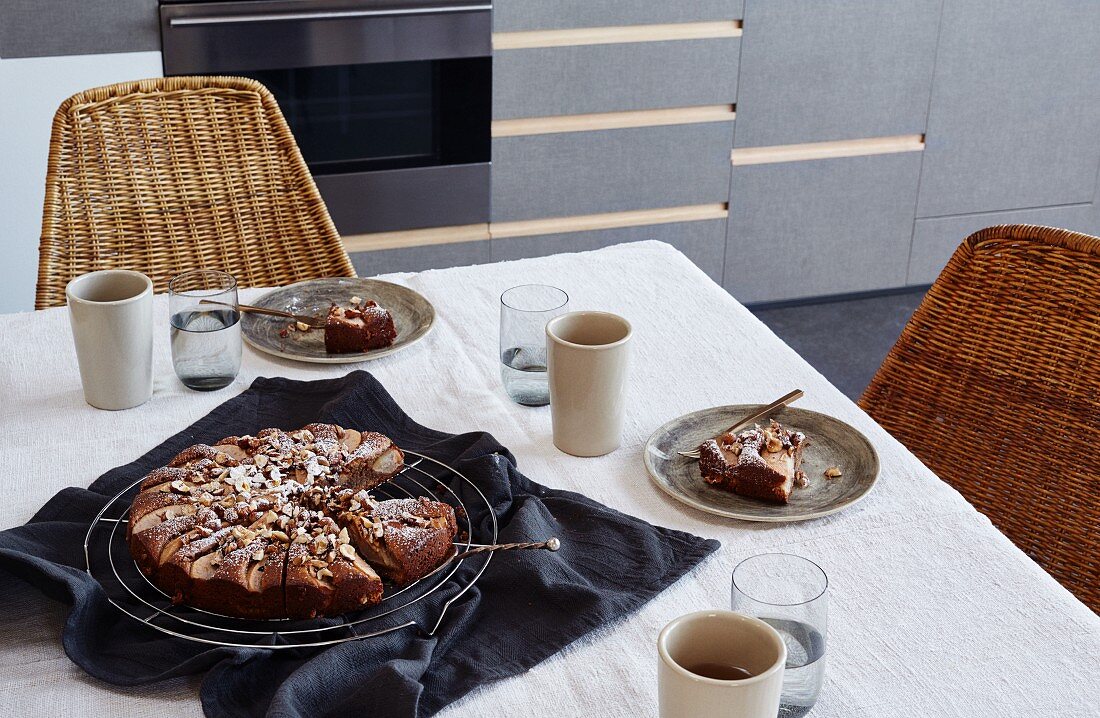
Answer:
[676,389,805,460]
[200,299,326,328]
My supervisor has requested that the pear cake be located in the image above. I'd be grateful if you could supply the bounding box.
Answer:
[126,424,458,620]
[698,419,808,504]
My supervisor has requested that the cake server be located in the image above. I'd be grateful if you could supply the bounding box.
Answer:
[420,538,562,580]
[677,389,805,460]
[200,299,326,328]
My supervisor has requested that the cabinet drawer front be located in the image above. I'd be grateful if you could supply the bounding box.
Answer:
[491,123,734,222]
[916,0,1100,217]
[733,0,940,147]
[490,220,728,282]
[349,240,491,276]
[493,39,739,119]
[494,0,743,32]
[724,152,922,303]
[908,205,1096,286]
[1,0,160,57]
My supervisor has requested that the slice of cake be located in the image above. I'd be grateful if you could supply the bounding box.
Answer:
[342,497,458,586]
[698,419,808,504]
[323,299,397,354]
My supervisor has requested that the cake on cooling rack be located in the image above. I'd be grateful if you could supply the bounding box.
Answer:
[698,419,808,503]
[324,299,397,354]
[127,423,458,620]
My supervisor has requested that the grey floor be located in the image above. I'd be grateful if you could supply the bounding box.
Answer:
[750,290,927,400]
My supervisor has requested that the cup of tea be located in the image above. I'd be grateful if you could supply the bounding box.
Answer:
[658,610,786,718]
[545,311,632,457]
[65,269,154,411]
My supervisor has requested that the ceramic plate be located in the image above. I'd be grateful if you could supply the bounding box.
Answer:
[241,278,434,364]
[644,405,878,522]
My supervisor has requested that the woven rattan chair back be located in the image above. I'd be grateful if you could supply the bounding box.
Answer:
[36,76,356,309]
[860,224,1100,611]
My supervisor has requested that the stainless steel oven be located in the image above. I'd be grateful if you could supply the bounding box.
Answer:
[160,0,491,236]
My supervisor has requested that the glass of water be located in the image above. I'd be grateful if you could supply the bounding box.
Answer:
[169,270,242,391]
[732,554,828,718]
[499,284,569,406]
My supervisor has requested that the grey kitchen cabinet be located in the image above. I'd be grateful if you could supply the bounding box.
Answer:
[350,240,491,277]
[733,0,941,147]
[0,0,159,58]
[916,0,1100,217]
[724,152,923,304]
[493,0,743,33]
[907,204,1096,285]
[493,39,739,119]
[491,122,734,222]
[490,219,728,282]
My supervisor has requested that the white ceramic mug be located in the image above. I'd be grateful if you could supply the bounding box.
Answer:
[66,269,154,410]
[545,311,632,457]
[658,610,787,718]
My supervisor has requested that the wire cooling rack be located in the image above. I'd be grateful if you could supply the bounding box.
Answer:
[83,451,497,649]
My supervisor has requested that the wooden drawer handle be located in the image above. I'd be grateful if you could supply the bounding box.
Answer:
[731,135,926,166]
[493,105,735,138]
[493,20,742,50]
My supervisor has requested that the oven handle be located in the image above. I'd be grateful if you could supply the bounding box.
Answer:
[168,4,491,26]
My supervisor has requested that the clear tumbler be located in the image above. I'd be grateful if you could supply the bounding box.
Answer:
[732,553,828,718]
[499,284,569,406]
[169,270,242,391]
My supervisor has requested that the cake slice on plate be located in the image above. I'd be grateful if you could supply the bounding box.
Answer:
[698,419,808,504]
[324,299,397,353]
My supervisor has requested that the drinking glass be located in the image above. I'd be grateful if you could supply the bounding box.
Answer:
[499,284,569,405]
[731,554,828,718]
[169,270,242,391]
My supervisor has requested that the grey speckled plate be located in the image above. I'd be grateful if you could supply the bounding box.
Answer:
[241,278,434,364]
[644,405,879,522]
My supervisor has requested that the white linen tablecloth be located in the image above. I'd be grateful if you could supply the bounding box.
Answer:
[0,241,1097,717]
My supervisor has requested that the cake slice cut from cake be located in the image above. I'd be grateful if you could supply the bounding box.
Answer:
[698,419,807,504]
[342,497,458,586]
[324,300,397,354]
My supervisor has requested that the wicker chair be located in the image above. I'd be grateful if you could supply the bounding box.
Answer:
[859,224,1100,611]
[36,76,356,309]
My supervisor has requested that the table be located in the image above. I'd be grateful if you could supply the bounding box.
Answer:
[1,241,1097,717]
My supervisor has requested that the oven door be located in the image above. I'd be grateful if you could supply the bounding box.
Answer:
[160,0,491,235]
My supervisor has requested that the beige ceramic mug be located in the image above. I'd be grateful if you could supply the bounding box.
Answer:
[545,311,632,457]
[658,610,786,718]
[66,269,154,410]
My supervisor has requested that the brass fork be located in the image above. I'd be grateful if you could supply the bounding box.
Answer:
[200,299,326,329]
[676,389,804,460]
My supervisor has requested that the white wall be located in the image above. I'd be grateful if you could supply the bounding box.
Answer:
[0,51,163,314]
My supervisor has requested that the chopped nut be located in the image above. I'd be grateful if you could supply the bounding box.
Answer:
[338,543,356,560]
[253,454,269,468]
[170,480,191,493]
[337,527,350,544]
[350,295,363,304]
[317,568,333,581]
[824,466,842,478]
[251,549,265,561]
[295,321,310,332]
[765,436,783,453]
[270,530,290,542]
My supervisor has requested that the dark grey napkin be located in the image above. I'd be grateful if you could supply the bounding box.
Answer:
[0,371,719,717]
